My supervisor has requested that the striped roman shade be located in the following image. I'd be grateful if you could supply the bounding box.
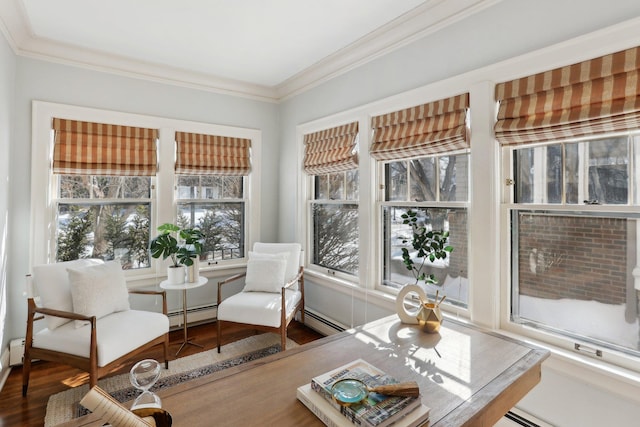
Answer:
[52,118,158,176]
[303,121,359,175]
[495,46,640,146]
[370,93,469,161]
[175,132,251,176]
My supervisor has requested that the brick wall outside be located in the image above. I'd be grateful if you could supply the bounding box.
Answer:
[517,214,627,304]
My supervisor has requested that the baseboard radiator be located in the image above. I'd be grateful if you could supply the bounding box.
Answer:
[168,303,217,328]
[302,308,347,336]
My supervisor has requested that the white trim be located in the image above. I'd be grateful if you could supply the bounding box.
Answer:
[0,346,10,393]
[30,101,261,281]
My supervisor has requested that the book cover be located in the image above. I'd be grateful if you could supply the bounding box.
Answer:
[297,384,430,427]
[309,359,426,427]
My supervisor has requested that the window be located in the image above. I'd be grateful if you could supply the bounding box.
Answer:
[311,171,359,275]
[174,131,252,264]
[176,175,245,261]
[371,94,470,307]
[380,154,469,307]
[509,133,640,355]
[55,175,152,268]
[50,118,157,269]
[303,122,360,277]
[31,102,261,277]
[496,45,640,367]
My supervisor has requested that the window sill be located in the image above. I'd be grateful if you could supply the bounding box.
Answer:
[496,329,640,404]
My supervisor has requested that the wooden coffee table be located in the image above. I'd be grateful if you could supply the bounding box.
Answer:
[61,315,549,426]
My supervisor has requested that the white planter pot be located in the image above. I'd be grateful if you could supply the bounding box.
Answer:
[167,266,185,285]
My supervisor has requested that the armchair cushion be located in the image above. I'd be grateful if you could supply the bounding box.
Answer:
[32,309,169,366]
[243,251,287,293]
[32,258,103,330]
[253,242,301,289]
[68,260,131,328]
[217,289,302,328]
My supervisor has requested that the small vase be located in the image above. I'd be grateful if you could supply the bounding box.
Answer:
[416,302,443,333]
[167,266,185,285]
[186,258,199,283]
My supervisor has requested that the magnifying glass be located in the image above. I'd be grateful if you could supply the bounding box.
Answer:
[330,379,420,407]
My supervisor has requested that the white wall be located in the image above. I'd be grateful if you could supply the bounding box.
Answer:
[0,16,16,370]
[278,1,640,426]
[4,56,280,349]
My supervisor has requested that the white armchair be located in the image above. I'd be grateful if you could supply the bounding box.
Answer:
[22,259,170,396]
[216,243,304,352]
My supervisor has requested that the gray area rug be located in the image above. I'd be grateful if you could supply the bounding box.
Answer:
[45,333,297,426]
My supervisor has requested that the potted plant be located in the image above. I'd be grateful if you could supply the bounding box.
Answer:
[400,209,453,286]
[177,227,204,282]
[400,210,453,333]
[150,223,184,284]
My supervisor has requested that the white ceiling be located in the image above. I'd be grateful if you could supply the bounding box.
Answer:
[0,0,499,101]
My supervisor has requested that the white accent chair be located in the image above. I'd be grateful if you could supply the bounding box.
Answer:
[22,259,170,396]
[216,243,304,352]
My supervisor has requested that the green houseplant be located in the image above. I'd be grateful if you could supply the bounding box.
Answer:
[400,210,454,286]
[150,223,204,284]
[150,223,184,284]
[400,209,453,333]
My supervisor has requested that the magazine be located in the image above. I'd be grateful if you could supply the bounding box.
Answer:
[297,383,431,427]
[309,359,426,427]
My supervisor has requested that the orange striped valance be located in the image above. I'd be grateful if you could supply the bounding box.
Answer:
[175,132,251,176]
[495,46,640,145]
[52,118,158,176]
[370,93,470,161]
[303,122,359,175]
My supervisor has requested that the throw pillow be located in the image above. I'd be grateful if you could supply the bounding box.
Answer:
[243,252,287,293]
[68,260,131,328]
[32,258,104,330]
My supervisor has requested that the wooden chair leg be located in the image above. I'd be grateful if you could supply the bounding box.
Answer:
[21,356,31,397]
[217,320,222,353]
[163,333,169,369]
[281,327,286,351]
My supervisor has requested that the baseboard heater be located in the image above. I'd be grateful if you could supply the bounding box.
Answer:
[302,308,347,336]
[167,303,217,329]
[503,410,541,427]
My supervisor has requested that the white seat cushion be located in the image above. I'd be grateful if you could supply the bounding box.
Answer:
[32,310,169,367]
[217,289,302,328]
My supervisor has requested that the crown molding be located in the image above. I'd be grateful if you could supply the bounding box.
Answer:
[0,0,502,103]
[275,0,503,101]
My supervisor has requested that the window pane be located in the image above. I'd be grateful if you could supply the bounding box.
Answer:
[564,143,581,204]
[315,175,328,200]
[222,176,243,199]
[312,203,358,275]
[382,206,468,307]
[56,202,150,269]
[59,176,90,199]
[177,175,200,198]
[440,154,469,202]
[515,145,563,204]
[512,211,640,354]
[329,173,344,200]
[345,170,359,201]
[177,202,244,260]
[59,176,150,199]
[588,137,628,204]
[409,158,436,202]
[386,161,407,201]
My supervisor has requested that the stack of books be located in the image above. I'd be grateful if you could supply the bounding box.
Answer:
[297,359,430,427]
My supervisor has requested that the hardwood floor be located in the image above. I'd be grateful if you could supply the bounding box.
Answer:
[0,320,324,427]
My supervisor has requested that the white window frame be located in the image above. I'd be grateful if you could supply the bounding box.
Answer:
[500,132,640,373]
[30,101,261,283]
